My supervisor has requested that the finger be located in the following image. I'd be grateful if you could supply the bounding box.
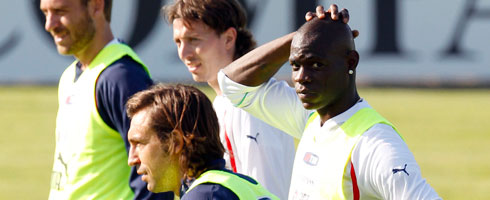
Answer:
[316,5,326,19]
[305,11,315,21]
[352,30,359,39]
[329,4,339,20]
[340,8,350,24]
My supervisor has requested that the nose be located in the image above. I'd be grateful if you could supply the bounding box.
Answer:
[128,146,140,167]
[44,12,59,32]
[178,41,194,62]
[293,66,311,84]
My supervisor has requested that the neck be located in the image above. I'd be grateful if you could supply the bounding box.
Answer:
[208,78,222,96]
[209,51,235,96]
[317,88,360,125]
[76,24,114,70]
[172,187,180,199]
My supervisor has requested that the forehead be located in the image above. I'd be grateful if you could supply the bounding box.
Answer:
[40,0,80,9]
[290,38,324,61]
[290,33,341,62]
[128,109,154,138]
[172,18,216,37]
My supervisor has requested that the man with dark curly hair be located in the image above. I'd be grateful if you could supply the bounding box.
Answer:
[126,84,278,199]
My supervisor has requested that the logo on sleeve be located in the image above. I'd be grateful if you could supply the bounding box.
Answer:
[303,152,319,166]
[246,132,260,144]
[392,164,409,176]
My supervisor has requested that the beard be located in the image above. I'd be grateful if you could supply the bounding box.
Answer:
[52,10,96,55]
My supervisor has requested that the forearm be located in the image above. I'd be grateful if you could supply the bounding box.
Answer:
[223,32,295,86]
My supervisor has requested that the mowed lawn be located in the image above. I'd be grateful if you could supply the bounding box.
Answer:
[0,85,489,199]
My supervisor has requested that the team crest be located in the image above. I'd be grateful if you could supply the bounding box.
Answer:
[303,152,319,166]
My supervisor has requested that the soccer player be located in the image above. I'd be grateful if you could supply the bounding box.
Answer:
[126,83,278,200]
[40,0,173,199]
[161,0,296,198]
[218,7,442,199]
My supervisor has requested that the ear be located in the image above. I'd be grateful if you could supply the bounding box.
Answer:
[87,0,104,19]
[346,50,359,71]
[170,130,184,155]
[222,27,237,51]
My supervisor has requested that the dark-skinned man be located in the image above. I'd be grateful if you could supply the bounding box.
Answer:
[162,2,353,199]
[218,6,441,200]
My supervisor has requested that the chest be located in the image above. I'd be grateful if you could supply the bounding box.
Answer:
[289,123,359,199]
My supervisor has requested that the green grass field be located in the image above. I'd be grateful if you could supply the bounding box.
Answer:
[1,86,489,199]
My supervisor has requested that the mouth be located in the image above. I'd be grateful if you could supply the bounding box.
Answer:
[186,63,201,73]
[52,32,68,45]
[136,166,145,176]
[296,86,316,100]
[141,174,148,182]
[298,92,316,100]
[137,170,148,182]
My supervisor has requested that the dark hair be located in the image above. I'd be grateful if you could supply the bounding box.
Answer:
[81,0,112,22]
[126,84,224,178]
[163,0,256,59]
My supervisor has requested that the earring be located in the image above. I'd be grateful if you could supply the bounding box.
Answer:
[348,70,354,75]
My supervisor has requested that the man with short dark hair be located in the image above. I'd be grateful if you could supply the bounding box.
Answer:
[127,84,279,200]
[40,0,172,199]
[219,9,441,199]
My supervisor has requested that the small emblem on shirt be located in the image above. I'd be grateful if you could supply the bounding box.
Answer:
[65,95,74,105]
[392,164,409,176]
[303,152,319,166]
[246,132,260,144]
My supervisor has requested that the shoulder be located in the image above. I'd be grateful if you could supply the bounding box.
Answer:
[352,123,415,181]
[354,123,414,166]
[352,124,438,198]
[182,183,239,200]
[99,56,150,82]
[96,56,152,91]
[357,124,409,155]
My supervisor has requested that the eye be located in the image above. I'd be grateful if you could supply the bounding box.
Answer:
[290,61,300,71]
[189,37,200,44]
[174,39,181,47]
[312,62,322,69]
[53,9,67,15]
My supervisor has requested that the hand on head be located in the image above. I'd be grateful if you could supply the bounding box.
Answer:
[305,4,359,39]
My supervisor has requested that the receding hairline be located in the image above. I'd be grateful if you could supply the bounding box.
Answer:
[293,18,355,52]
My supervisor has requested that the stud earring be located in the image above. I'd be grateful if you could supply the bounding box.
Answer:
[348,70,354,75]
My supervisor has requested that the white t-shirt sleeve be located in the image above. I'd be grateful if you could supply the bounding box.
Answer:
[218,70,311,138]
[352,124,441,200]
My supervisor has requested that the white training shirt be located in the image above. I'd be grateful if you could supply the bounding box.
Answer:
[218,70,441,200]
[213,95,296,200]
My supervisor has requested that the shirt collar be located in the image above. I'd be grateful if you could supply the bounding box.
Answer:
[105,38,120,47]
[321,98,370,128]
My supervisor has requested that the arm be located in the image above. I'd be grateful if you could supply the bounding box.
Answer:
[218,72,310,138]
[96,56,174,200]
[220,5,355,135]
[222,32,294,87]
[353,124,441,199]
[222,4,355,86]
